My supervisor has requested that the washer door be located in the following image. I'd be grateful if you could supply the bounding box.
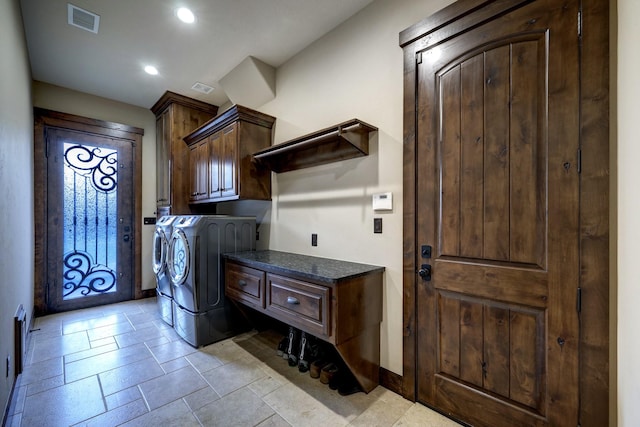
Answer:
[152,228,167,275]
[167,229,190,286]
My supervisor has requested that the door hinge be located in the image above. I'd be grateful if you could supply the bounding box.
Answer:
[576,287,582,313]
[577,148,582,174]
[45,282,50,305]
[416,51,423,65]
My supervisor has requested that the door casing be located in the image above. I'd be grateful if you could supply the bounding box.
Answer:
[34,108,145,315]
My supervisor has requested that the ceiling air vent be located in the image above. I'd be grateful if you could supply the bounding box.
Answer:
[191,82,214,94]
[67,3,100,34]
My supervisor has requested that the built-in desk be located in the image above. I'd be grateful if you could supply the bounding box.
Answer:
[223,250,384,393]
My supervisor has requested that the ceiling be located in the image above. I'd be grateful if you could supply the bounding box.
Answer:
[19,0,375,109]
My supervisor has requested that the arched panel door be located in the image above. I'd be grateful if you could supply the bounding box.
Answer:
[410,0,581,425]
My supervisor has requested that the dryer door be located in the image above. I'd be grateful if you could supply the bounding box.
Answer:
[167,229,190,286]
[152,228,167,275]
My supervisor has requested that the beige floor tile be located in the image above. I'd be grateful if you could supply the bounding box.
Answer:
[86,320,135,341]
[20,356,63,386]
[347,387,414,427]
[256,414,294,427]
[74,399,148,427]
[62,313,129,335]
[201,354,269,397]
[21,376,105,427]
[104,386,143,411]
[30,330,91,363]
[147,338,198,364]
[393,403,461,427]
[89,336,116,348]
[194,386,275,427]
[114,323,165,348]
[120,399,200,427]
[64,342,119,364]
[65,343,152,383]
[25,374,64,396]
[263,382,350,427]
[98,356,165,395]
[182,385,221,412]
[184,348,224,373]
[139,365,208,410]
[160,356,191,373]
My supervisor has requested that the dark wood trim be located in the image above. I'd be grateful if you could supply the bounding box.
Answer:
[150,91,219,116]
[379,367,403,396]
[33,109,144,315]
[183,104,275,144]
[400,0,609,422]
[140,289,156,299]
[577,0,610,425]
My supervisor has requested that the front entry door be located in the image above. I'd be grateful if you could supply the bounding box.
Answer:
[414,0,580,425]
[45,128,135,312]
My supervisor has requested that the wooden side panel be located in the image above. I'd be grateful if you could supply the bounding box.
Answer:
[460,56,485,259]
[438,295,461,377]
[483,305,510,396]
[483,46,511,261]
[510,310,542,408]
[440,66,462,256]
[459,299,484,387]
[510,41,543,266]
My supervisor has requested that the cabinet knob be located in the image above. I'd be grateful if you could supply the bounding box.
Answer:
[286,296,300,305]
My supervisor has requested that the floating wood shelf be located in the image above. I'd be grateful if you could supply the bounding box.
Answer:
[253,119,378,173]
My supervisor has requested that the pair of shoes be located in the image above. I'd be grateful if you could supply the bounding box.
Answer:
[329,369,362,396]
[276,335,288,357]
[319,363,339,384]
[310,359,329,379]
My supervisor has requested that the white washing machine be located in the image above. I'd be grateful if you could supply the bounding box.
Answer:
[152,215,177,326]
[167,215,255,347]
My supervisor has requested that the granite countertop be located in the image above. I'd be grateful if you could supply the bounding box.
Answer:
[223,250,385,284]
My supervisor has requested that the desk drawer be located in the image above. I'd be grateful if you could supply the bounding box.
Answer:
[225,262,265,309]
[266,273,330,337]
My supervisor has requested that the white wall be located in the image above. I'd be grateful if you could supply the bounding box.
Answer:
[0,0,34,416]
[258,0,454,375]
[32,82,158,292]
[617,0,637,425]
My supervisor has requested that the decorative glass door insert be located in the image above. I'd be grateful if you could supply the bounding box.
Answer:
[62,142,118,299]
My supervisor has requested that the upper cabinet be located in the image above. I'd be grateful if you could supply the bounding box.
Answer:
[184,105,275,204]
[253,119,377,173]
[151,91,218,215]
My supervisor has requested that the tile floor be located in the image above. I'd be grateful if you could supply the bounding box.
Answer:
[4,297,461,427]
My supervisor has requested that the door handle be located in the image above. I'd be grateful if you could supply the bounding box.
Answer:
[418,264,431,281]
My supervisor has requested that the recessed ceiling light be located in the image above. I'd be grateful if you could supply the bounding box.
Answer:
[176,7,195,24]
[144,65,158,75]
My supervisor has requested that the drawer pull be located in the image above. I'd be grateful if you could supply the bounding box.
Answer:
[286,296,300,305]
[238,280,247,287]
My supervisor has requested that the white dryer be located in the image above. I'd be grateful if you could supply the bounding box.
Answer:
[167,215,255,347]
[152,215,177,326]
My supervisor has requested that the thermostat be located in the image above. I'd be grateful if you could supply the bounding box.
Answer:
[373,192,393,211]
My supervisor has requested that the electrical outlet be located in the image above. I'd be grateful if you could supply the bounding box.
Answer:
[311,233,318,246]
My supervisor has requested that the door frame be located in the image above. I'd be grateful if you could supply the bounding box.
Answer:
[399,0,609,425]
[34,108,145,315]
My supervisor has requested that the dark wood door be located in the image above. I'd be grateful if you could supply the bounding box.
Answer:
[413,0,580,425]
[46,128,135,312]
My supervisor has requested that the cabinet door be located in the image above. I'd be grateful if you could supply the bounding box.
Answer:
[208,132,222,199]
[188,139,209,202]
[155,111,171,207]
[220,123,238,198]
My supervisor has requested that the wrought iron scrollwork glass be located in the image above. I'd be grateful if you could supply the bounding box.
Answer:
[62,142,118,300]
